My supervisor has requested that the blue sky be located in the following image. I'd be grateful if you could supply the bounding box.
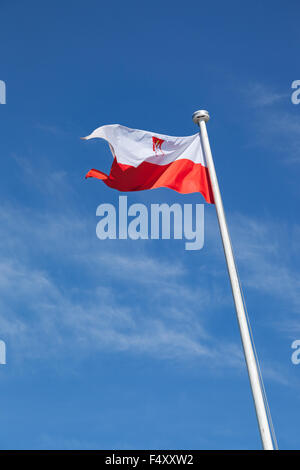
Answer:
[0,0,300,450]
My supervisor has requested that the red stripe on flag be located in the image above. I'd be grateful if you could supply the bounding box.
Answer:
[86,158,214,204]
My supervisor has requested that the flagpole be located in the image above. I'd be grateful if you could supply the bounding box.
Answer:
[192,110,274,450]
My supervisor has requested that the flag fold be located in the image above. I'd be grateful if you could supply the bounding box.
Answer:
[83,124,214,203]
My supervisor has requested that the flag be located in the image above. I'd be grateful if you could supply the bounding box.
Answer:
[83,124,214,203]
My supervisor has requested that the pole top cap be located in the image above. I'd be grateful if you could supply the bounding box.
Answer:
[192,110,210,124]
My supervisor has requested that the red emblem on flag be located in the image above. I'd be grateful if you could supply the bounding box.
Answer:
[152,136,165,155]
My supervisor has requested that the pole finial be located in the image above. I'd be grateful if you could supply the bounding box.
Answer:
[192,110,210,124]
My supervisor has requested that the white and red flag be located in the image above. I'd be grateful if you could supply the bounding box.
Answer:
[83,124,214,203]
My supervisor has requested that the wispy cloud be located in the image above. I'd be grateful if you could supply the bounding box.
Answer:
[231,214,300,311]
[206,210,300,322]
[244,83,288,108]
[1,156,299,386]
[0,199,238,367]
[34,123,69,136]
[241,81,300,162]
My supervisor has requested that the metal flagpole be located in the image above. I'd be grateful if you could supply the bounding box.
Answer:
[192,110,275,450]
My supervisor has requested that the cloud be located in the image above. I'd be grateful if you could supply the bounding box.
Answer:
[254,111,300,162]
[1,195,298,389]
[2,156,299,386]
[230,214,300,310]
[244,83,288,108]
[34,123,68,136]
[0,198,239,367]
[241,81,300,162]
[205,209,300,336]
